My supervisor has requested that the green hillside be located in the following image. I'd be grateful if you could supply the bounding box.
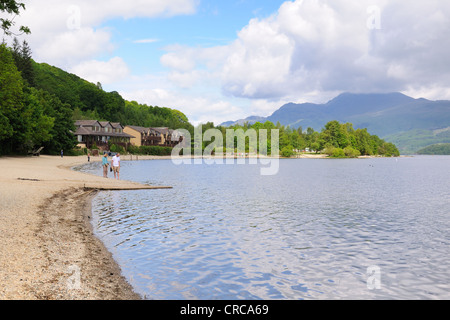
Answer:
[0,41,193,156]
[416,143,450,155]
[384,128,450,155]
[32,61,193,130]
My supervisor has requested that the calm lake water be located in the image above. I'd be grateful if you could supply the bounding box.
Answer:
[79,156,450,300]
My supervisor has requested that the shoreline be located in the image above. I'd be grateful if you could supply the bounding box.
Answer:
[113,153,407,161]
[32,187,140,299]
[0,155,170,300]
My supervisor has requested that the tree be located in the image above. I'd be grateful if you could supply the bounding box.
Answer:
[378,142,400,157]
[310,142,321,153]
[0,0,30,36]
[321,120,350,149]
[305,127,319,149]
[22,87,54,150]
[11,38,35,86]
[19,40,35,85]
[34,89,77,154]
[0,43,25,154]
[354,128,373,155]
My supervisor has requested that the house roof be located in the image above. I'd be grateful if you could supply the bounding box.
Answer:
[123,125,183,140]
[153,127,169,135]
[125,125,149,133]
[110,122,123,129]
[149,128,162,135]
[99,121,112,127]
[75,128,135,138]
[74,120,135,138]
[74,126,92,135]
[76,120,123,129]
[75,120,101,127]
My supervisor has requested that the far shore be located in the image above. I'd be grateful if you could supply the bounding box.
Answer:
[95,153,408,162]
[86,152,406,161]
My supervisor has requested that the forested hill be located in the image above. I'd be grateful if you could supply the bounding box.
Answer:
[32,62,193,131]
[0,41,193,155]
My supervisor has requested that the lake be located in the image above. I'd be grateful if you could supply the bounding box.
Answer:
[79,156,450,299]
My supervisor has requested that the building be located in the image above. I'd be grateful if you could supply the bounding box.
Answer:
[123,126,183,148]
[74,120,134,150]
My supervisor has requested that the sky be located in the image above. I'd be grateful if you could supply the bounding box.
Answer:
[5,0,450,125]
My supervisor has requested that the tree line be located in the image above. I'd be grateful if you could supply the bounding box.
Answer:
[197,120,400,157]
[0,41,75,155]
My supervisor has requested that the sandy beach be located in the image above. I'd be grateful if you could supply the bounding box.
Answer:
[0,154,172,300]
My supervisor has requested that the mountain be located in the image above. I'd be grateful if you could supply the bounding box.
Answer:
[220,115,266,127]
[221,92,450,154]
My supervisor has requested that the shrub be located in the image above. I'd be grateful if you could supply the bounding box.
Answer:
[331,147,346,158]
[343,146,361,158]
[110,144,125,153]
[323,145,335,156]
[281,145,294,158]
[128,145,173,156]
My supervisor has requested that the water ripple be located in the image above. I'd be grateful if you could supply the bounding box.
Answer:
[87,157,450,299]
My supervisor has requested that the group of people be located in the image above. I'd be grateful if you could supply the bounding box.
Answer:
[102,152,121,180]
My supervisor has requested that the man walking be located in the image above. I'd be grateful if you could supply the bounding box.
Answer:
[112,152,121,180]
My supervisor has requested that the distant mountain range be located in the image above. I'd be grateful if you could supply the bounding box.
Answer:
[221,92,450,154]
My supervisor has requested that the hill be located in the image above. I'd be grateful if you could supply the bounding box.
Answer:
[0,41,193,156]
[32,61,193,131]
[416,143,450,155]
[221,93,450,154]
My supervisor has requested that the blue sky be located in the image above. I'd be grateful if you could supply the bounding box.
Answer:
[11,0,450,125]
[104,0,286,76]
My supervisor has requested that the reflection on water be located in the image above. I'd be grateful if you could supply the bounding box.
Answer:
[84,157,450,299]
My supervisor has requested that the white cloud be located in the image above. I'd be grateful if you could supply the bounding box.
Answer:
[70,57,130,85]
[78,0,198,23]
[133,39,159,44]
[121,86,244,125]
[20,0,198,29]
[159,0,450,104]
[161,51,197,72]
[222,16,295,99]
[34,27,114,66]
[14,0,198,68]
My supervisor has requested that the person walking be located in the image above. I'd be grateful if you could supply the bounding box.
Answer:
[102,153,109,178]
[112,152,121,180]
